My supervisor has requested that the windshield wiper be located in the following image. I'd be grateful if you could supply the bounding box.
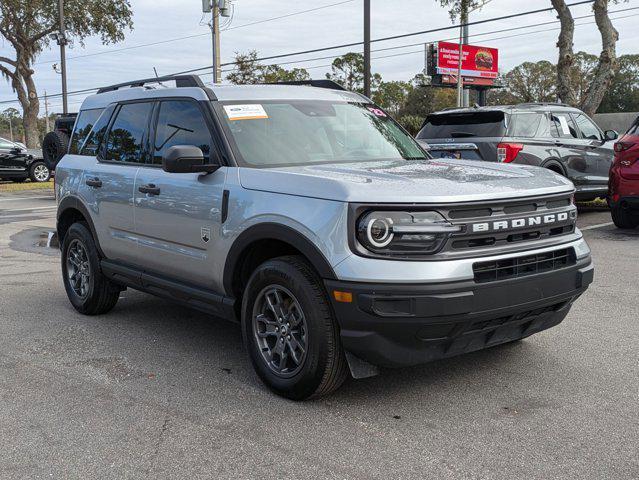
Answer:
[449,131,476,138]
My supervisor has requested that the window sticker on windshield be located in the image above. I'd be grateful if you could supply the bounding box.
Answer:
[367,107,387,117]
[224,104,268,121]
[557,115,571,135]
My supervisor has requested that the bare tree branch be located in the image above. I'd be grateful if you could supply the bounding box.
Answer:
[551,0,577,105]
[0,56,18,67]
[579,0,620,116]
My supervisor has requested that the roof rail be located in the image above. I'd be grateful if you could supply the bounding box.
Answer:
[96,74,209,94]
[515,102,572,108]
[266,79,347,91]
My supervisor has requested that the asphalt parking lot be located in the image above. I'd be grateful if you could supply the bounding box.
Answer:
[0,189,637,479]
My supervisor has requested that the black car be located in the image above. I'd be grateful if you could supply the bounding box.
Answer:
[416,103,618,201]
[0,136,51,183]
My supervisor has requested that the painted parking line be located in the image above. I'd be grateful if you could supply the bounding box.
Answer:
[581,222,614,231]
[0,196,54,202]
[0,205,57,212]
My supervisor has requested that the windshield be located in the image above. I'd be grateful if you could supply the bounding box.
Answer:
[417,111,506,139]
[217,101,427,167]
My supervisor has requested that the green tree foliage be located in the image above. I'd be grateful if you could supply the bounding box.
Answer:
[504,61,557,102]
[226,51,310,84]
[326,53,381,93]
[0,0,134,147]
[599,54,639,112]
[372,81,413,117]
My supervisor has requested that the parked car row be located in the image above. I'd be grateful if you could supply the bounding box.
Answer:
[416,102,639,230]
[415,103,617,201]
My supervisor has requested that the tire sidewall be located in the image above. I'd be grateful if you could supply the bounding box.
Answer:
[241,259,334,400]
[61,223,101,312]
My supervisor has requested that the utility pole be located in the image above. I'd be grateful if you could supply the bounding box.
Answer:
[44,91,50,132]
[462,20,470,107]
[363,0,371,97]
[456,0,468,108]
[205,0,229,84]
[211,3,220,83]
[8,116,13,142]
[56,0,69,114]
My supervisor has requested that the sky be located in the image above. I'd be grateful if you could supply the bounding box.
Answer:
[1,0,639,113]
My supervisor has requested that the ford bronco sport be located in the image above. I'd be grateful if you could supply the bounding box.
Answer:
[55,75,593,400]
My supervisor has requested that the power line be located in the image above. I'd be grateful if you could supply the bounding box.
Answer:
[33,0,357,66]
[0,0,619,106]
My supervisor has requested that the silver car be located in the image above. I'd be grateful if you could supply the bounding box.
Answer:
[55,76,593,399]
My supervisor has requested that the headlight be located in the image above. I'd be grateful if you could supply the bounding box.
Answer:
[356,210,461,256]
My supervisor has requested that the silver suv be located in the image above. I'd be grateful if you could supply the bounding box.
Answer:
[55,75,594,399]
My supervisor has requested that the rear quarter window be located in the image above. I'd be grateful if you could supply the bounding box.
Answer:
[69,108,104,154]
[509,113,544,138]
[417,111,506,139]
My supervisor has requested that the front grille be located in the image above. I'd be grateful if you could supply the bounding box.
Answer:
[436,193,577,256]
[473,247,575,283]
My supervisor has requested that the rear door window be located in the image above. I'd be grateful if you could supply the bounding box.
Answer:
[418,111,506,139]
[510,113,543,138]
[573,113,603,141]
[104,102,153,164]
[69,108,104,154]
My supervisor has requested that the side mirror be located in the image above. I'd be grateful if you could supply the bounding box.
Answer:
[162,145,219,174]
[604,130,619,142]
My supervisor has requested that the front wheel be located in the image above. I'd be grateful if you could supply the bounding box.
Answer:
[61,223,121,315]
[29,161,50,183]
[241,255,348,400]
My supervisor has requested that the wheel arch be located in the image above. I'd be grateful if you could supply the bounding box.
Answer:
[223,223,337,304]
[57,196,104,257]
[541,158,567,176]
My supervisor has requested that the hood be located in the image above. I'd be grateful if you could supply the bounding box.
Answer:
[239,159,574,203]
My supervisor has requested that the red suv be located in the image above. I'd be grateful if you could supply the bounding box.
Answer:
[609,118,639,228]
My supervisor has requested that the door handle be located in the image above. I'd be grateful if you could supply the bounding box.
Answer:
[138,183,161,195]
[85,177,102,188]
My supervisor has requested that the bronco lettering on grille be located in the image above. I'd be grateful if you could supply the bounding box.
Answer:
[472,212,570,233]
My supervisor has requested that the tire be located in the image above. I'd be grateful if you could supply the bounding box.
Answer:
[29,161,51,183]
[61,222,121,315]
[42,130,69,169]
[241,255,348,400]
[611,205,639,229]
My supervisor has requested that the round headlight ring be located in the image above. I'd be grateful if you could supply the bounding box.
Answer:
[366,217,394,248]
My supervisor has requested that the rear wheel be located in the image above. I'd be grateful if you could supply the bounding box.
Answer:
[61,223,121,315]
[611,205,639,229]
[241,255,348,400]
[29,161,50,183]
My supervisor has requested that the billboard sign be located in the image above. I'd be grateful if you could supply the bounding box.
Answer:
[436,41,499,79]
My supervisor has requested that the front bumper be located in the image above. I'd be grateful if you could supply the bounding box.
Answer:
[326,256,593,368]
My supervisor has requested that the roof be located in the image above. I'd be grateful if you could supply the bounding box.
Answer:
[80,82,366,111]
[429,103,582,116]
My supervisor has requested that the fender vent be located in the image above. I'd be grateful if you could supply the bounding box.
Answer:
[473,248,575,283]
